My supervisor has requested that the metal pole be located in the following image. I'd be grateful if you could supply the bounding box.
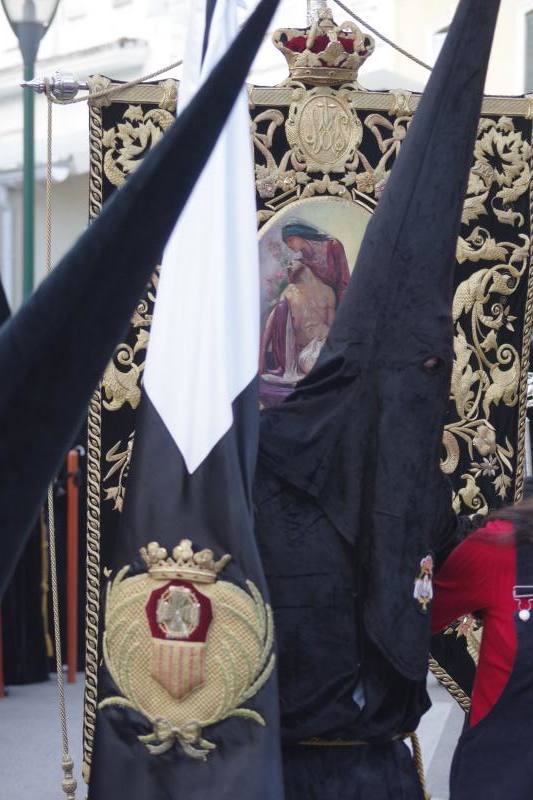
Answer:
[22,57,35,299]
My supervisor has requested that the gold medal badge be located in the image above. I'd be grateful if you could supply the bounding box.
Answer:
[413,554,434,612]
[100,540,275,760]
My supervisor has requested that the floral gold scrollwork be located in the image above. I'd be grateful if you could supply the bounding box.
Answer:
[462,116,531,228]
[103,433,134,513]
[102,334,145,412]
[446,115,531,513]
[253,109,304,200]
[101,271,158,413]
[102,105,174,187]
[469,117,532,227]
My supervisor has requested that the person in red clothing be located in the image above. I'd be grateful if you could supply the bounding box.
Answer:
[431,499,533,799]
[431,517,516,727]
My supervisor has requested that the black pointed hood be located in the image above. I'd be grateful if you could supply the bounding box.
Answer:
[258,0,501,680]
[0,0,280,598]
[0,279,9,325]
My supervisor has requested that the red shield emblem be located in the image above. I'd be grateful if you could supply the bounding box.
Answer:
[145,581,213,700]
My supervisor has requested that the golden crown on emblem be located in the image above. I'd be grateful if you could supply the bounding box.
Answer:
[140,539,232,584]
[272,7,375,86]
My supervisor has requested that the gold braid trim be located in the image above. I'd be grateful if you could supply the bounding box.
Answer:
[428,656,471,712]
[514,124,533,502]
[82,101,104,785]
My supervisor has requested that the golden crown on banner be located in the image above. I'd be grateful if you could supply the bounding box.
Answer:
[272,7,375,86]
[140,539,232,583]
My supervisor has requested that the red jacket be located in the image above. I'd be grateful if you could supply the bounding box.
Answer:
[431,519,516,726]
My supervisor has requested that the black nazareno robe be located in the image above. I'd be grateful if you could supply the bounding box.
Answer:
[253,0,500,795]
[254,422,458,800]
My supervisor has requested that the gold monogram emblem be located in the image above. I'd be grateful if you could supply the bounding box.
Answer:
[100,540,275,760]
[286,87,363,173]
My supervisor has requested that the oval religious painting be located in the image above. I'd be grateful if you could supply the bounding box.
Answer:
[259,196,372,407]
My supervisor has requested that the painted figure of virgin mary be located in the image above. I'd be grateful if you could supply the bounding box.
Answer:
[259,221,350,389]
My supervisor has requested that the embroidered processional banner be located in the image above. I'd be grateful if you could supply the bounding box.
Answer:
[82,12,533,780]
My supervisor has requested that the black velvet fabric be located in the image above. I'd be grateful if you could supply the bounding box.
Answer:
[0,281,48,685]
[258,0,500,684]
[254,465,430,747]
[1,521,49,685]
[0,0,281,598]
[282,742,424,800]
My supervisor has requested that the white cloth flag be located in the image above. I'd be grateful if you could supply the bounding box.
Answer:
[144,0,260,474]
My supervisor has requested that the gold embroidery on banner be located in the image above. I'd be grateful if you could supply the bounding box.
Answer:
[101,271,157,414]
[83,100,104,784]
[389,90,414,118]
[514,122,533,501]
[87,75,112,109]
[446,117,531,511]
[100,541,275,761]
[286,86,363,173]
[158,78,177,113]
[252,98,410,207]
[103,433,134,513]
[102,105,174,187]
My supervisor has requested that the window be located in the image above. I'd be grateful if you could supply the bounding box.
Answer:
[526,11,533,93]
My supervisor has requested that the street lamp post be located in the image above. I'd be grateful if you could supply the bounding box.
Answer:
[1,0,60,299]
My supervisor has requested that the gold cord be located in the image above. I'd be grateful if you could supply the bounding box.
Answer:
[428,656,471,713]
[409,731,431,800]
[40,510,53,657]
[45,88,78,800]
